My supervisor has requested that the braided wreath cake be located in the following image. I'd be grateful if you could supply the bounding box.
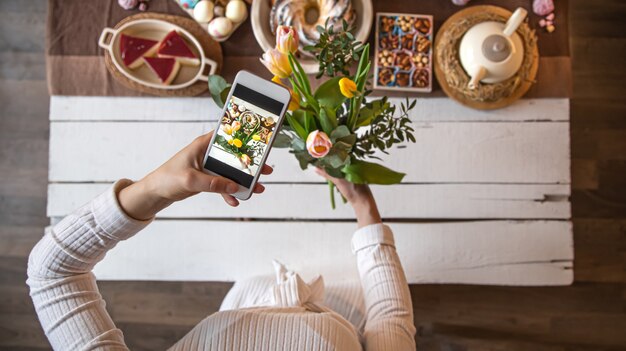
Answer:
[269,0,356,56]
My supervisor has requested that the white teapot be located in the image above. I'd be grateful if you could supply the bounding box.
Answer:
[459,7,528,90]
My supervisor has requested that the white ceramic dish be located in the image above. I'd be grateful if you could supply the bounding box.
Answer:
[98,18,218,90]
[251,0,373,74]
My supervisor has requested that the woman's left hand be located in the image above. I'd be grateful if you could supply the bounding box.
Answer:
[118,131,273,220]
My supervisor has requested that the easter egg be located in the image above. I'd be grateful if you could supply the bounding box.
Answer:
[225,0,247,24]
[214,5,225,17]
[180,0,199,9]
[193,0,215,23]
[208,17,233,39]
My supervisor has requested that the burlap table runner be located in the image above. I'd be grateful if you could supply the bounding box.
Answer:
[47,0,571,97]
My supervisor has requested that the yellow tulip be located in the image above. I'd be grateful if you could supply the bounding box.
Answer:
[339,77,358,98]
[233,139,243,148]
[260,48,292,78]
[272,76,300,111]
[227,139,234,145]
[222,124,233,135]
[252,134,261,141]
[288,90,301,111]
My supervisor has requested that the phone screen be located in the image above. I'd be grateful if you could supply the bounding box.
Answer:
[203,84,285,188]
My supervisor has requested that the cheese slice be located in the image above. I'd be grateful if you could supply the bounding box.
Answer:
[157,30,200,66]
[119,34,159,69]
[143,57,181,85]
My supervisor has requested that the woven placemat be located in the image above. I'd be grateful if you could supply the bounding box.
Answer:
[104,13,223,97]
[434,5,539,110]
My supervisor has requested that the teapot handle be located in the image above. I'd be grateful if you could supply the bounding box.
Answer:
[503,8,528,37]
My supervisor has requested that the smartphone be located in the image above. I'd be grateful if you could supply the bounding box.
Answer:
[202,71,291,200]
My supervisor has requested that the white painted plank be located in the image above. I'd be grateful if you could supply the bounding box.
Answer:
[50,96,570,122]
[87,220,573,286]
[49,121,570,183]
[48,183,571,219]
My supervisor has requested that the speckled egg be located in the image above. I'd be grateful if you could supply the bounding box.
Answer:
[225,0,247,23]
[208,17,233,39]
[193,0,215,23]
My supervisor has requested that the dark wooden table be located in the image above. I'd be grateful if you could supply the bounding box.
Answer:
[1,0,625,350]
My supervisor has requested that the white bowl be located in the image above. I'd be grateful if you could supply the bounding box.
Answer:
[98,19,218,90]
[251,0,373,74]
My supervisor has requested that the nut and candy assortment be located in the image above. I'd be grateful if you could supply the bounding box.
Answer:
[375,13,433,92]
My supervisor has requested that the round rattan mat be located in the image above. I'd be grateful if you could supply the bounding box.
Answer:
[104,13,223,97]
[434,5,539,110]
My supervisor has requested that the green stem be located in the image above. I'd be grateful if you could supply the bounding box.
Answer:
[328,180,336,210]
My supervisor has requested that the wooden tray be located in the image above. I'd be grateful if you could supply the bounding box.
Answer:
[101,13,223,97]
[434,5,539,110]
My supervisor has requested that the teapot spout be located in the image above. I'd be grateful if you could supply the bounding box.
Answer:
[503,8,528,37]
[468,66,487,90]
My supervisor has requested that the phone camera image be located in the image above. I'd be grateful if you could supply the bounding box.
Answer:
[204,84,284,188]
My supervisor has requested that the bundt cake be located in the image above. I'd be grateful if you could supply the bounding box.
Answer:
[269,0,356,56]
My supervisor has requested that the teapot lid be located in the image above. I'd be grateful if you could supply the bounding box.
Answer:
[482,34,511,62]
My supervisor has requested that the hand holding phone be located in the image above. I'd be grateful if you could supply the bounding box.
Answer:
[202,71,291,200]
[118,131,274,220]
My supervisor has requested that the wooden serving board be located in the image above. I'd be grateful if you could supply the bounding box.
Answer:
[48,96,573,286]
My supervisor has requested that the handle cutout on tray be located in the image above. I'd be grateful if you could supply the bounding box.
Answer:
[98,27,117,51]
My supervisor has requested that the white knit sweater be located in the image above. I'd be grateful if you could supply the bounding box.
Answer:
[27,180,416,350]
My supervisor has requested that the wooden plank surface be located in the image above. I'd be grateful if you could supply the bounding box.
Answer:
[50,96,570,122]
[48,183,571,219]
[48,121,571,184]
[88,220,573,286]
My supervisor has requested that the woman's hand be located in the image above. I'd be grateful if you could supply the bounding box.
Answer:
[118,131,273,220]
[315,168,382,228]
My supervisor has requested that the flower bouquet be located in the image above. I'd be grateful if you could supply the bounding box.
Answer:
[209,22,416,208]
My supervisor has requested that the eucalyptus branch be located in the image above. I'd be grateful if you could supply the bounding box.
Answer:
[304,19,365,78]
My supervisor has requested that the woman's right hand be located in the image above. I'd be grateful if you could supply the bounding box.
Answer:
[315,168,382,228]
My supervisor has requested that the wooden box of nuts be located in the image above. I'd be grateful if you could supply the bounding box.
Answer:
[374,12,433,93]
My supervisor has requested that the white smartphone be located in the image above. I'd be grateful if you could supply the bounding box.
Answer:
[202,71,291,200]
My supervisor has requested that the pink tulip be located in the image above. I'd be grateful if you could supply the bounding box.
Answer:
[275,26,299,54]
[306,130,332,158]
[231,120,241,131]
[260,48,292,78]
[240,154,251,166]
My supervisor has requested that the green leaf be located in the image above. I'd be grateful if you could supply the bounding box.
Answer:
[286,113,308,141]
[330,125,351,142]
[273,131,292,148]
[314,76,346,110]
[356,99,389,127]
[292,109,317,135]
[318,107,337,135]
[293,150,314,170]
[208,75,231,109]
[354,44,370,91]
[342,159,405,184]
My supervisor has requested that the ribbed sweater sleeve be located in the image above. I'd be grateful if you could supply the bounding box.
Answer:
[352,224,417,351]
[26,179,152,350]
